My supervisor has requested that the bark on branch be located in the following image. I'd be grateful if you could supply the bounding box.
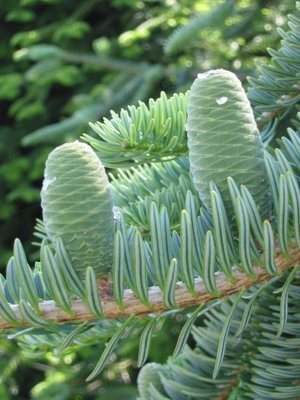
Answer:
[0,247,299,330]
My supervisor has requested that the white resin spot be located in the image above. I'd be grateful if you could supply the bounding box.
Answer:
[216,96,228,105]
[113,205,122,222]
[42,177,56,192]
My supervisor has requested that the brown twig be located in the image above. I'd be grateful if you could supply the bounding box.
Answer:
[0,247,299,330]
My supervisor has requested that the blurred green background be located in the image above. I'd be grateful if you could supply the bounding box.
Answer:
[0,0,295,398]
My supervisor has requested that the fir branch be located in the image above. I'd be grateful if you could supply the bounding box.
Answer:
[0,246,298,331]
[248,2,300,133]
[111,157,198,230]
[141,265,300,399]
[83,91,188,168]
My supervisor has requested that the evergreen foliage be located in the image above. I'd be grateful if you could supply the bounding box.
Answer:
[83,91,188,167]
[138,273,300,399]
[0,1,299,398]
[137,4,300,399]
[248,2,300,143]
[0,0,294,273]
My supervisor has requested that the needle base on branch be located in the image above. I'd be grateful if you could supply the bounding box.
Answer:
[0,247,298,331]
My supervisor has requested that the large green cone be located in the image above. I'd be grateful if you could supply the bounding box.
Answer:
[41,141,114,278]
[187,69,271,221]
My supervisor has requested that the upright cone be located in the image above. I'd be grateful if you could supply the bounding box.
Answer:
[187,69,271,221]
[41,141,114,278]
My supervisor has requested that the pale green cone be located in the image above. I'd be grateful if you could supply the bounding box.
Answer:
[187,69,271,221]
[41,141,114,278]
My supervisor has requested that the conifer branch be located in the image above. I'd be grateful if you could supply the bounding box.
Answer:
[1,246,298,330]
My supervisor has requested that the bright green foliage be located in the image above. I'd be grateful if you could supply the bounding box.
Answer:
[187,69,271,222]
[84,91,188,168]
[41,141,114,278]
